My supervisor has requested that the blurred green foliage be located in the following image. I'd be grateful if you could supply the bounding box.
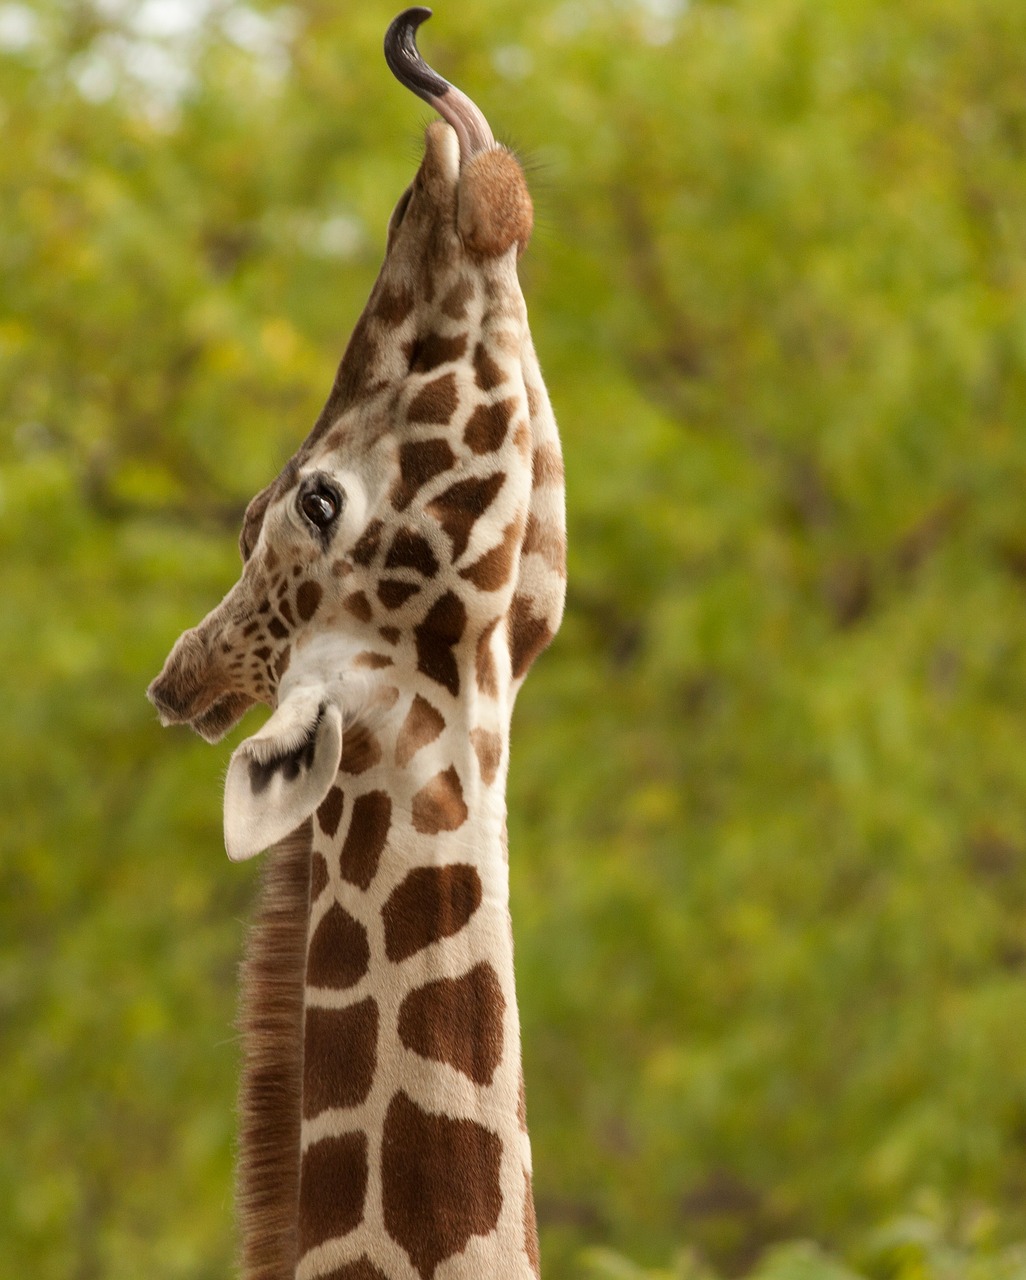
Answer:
[2,0,1026,1277]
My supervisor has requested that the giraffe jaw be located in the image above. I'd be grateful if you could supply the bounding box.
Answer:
[147,683,256,744]
[190,692,257,743]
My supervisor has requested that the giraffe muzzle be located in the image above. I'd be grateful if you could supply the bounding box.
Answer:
[147,623,255,743]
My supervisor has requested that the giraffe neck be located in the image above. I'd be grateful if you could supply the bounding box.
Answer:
[145,98,566,1280]
[238,681,540,1280]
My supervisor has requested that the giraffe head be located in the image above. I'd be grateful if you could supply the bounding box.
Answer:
[148,8,566,863]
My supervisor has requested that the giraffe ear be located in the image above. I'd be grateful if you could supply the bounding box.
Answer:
[222,686,343,862]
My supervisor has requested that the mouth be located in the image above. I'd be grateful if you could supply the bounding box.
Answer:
[189,692,256,743]
[147,671,255,744]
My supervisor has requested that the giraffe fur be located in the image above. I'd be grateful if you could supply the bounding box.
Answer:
[149,13,565,1279]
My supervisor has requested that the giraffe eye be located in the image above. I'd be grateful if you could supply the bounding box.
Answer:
[298,477,343,532]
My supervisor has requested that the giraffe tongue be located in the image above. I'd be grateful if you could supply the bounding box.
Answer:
[384,8,495,160]
[432,84,495,160]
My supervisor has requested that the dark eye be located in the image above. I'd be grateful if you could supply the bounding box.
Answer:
[298,478,342,531]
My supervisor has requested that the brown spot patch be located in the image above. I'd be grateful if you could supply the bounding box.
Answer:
[475,618,501,697]
[303,997,378,1118]
[508,593,554,680]
[473,341,505,391]
[523,512,567,575]
[268,616,289,640]
[274,645,291,680]
[524,1171,540,1276]
[406,372,459,425]
[396,694,446,768]
[296,580,322,622]
[377,579,421,610]
[379,626,401,645]
[345,330,383,401]
[410,333,468,374]
[344,591,374,623]
[340,727,382,775]
[411,765,468,835]
[340,791,391,890]
[441,276,474,320]
[317,786,345,838]
[374,283,415,326]
[425,472,505,562]
[298,1131,368,1255]
[310,852,330,901]
[307,904,369,989]
[414,591,467,698]
[382,1092,502,1280]
[464,396,515,454]
[382,864,483,964]
[322,1262,391,1280]
[470,728,503,786]
[352,519,384,567]
[460,517,523,592]
[354,650,394,669]
[397,962,505,1085]
[532,443,564,488]
[393,439,457,511]
[386,529,440,577]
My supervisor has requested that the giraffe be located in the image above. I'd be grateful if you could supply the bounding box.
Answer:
[147,9,565,1280]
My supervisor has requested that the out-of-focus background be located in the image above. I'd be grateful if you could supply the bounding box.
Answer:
[3,1,1026,1277]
